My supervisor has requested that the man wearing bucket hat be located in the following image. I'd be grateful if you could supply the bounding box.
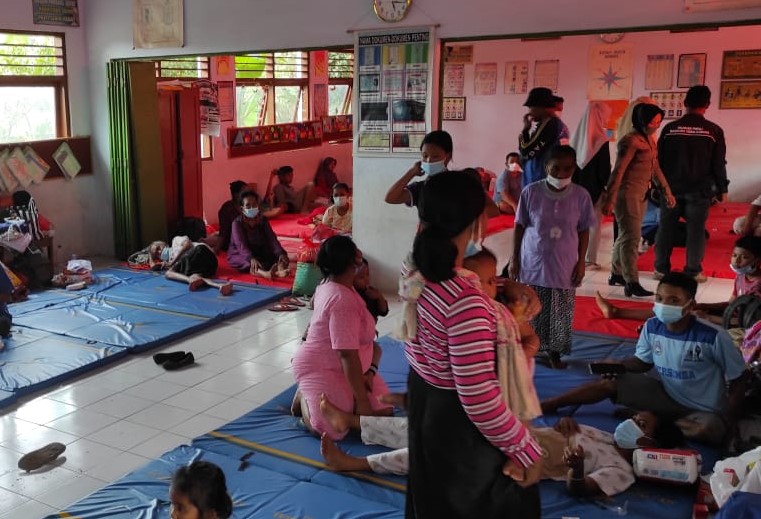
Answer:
[519,87,569,188]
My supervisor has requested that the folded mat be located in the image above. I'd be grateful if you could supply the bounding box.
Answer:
[636,202,747,280]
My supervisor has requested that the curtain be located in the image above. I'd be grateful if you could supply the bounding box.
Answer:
[107,61,140,259]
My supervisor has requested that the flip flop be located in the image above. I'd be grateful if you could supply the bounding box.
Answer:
[18,442,66,472]
[280,296,305,307]
[268,303,299,312]
[219,282,233,296]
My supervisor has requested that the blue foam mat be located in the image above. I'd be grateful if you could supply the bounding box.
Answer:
[0,332,126,395]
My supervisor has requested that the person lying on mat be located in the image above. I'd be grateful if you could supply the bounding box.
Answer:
[542,272,749,444]
[170,460,232,519]
[321,182,353,234]
[318,396,684,497]
[148,236,233,296]
[595,236,761,326]
[227,190,289,280]
[291,235,393,441]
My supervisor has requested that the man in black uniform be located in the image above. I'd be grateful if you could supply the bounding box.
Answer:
[655,85,728,283]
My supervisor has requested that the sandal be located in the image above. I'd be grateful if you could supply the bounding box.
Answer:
[268,303,299,312]
[280,296,305,307]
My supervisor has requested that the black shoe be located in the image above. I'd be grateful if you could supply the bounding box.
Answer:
[153,351,187,365]
[608,274,626,286]
[624,282,654,298]
[163,352,195,370]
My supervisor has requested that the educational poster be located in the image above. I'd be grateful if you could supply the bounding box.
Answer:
[474,63,498,95]
[504,61,529,94]
[133,0,184,49]
[33,0,79,27]
[443,65,465,97]
[52,141,82,179]
[645,54,674,90]
[588,44,633,100]
[719,81,761,109]
[356,29,432,154]
[197,80,220,137]
[650,91,687,119]
[218,81,235,122]
[442,97,466,120]
[534,60,559,91]
[23,146,50,184]
[6,147,34,188]
[722,49,761,79]
[0,149,19,192]
[444,45,474,64]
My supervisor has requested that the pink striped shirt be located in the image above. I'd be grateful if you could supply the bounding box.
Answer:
[404,273,542,468]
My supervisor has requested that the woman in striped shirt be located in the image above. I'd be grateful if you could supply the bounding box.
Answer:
[405,173,543,519]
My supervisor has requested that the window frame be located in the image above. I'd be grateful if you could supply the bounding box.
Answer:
[0,28,70,142]
[235,52,310,125]
[328,50,354,116]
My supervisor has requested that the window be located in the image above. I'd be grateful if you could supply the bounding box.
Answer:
[328,50,353,116]
[235,52,309,125]
[154,56,212,159]
[0,30,68,144]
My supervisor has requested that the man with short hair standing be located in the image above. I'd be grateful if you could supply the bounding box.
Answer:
[654,85,728,283]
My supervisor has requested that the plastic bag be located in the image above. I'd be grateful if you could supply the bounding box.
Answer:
[66,258,92,274]
[296,239,320,263]
[710,446,761,508]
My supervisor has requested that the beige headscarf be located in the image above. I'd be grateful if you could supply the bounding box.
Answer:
[616,96,657,144]
[570,101,613,169]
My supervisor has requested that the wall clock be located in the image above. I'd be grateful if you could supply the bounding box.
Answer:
[599,33,625,44]
[373,0,412,23]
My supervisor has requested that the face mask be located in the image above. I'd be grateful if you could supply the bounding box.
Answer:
[507,163,521,172]
[546,175,572,190]
[464,240,481,258]
[730,263,755,276]
[242,207,259,219]
[653,302,687,324]
[159,247,171,262]
[614,419,646,449]
[334,196,348,207]
[421,160,446,176]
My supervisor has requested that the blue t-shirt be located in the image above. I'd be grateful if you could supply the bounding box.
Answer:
[0,267,13,320]
[493,169,522,205]
[635,316,746,412]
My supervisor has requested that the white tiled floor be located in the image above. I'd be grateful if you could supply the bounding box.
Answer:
[0,224,736,518]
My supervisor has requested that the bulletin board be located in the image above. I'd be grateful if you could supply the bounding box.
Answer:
[354,27,435,156]
[0,136,91,182]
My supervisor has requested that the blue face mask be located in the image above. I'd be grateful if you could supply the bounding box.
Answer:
[653,302,687,324]
[159,247,171,262]
[242,207,259,219]
[730,263,755,276]
[464,240,481,258]
[421,160,446,176]
[614,419,645,449]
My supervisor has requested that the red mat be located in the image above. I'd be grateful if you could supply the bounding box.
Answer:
[269,214,312,239]
[572,295,651,339]
[485,214,515,236]
[214,253,294,289]
[636,202,746,280]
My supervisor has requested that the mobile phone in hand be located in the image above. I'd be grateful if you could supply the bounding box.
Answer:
[588,362,626,376]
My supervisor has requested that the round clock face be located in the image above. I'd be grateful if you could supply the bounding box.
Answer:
[373,0,412,23]
[599,33,625,44]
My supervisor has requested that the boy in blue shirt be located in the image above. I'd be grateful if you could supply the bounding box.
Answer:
[542,272,747,444]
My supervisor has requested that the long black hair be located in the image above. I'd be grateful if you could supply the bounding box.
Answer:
[413,172,486,282]
[632,103,664,139]
[171,461,232,519]
[317,235,358,278]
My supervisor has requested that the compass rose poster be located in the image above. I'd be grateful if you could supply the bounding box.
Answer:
[587,44,633,100]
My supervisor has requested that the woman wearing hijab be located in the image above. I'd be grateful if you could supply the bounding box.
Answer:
[571,102,613,270]
[602,104,676,297]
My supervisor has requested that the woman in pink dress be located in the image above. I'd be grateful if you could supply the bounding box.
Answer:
[292,235,391,440]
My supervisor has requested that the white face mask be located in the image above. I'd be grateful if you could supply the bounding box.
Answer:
[507,162,521,172]
[546,175,572,190]
[334,196,348,207]
[421,160,446,176]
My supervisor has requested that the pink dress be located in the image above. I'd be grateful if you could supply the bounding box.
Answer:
[291,281,390,439]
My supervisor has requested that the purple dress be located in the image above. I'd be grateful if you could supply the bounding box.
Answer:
[227,216,286,271]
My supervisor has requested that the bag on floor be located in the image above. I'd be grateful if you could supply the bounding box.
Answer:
[710,446,761,508]
[296,239,320,263]
[292,262,322,296]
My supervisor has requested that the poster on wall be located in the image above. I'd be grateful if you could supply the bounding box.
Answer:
[534,60,559,91]
[197,80,220,137]
[677,53,706,88]
[218,81,235,122]
[587,44,633,100]
[33,0,79,27]
[504,61,529,94]
[355,28,432,154]
[443,65,465,97]
[474,63,498,95]
[52,142,81,179]
[650,91,687,119]
[133,0,184,49]
[442,97,466,120]
[444,45,474,64]
[719,81,761,109]
[645,54,674,90]
[721,49,761,79]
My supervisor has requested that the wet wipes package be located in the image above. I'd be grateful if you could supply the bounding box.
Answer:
[633,448,701,484]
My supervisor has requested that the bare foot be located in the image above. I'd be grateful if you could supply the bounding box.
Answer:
[188,275,205,292]
[320,433,370,472]
[291,389,302,417]
[219,282,233,296]
[595,291,617,319]
[379,392,407,410]
[255,268,273,280]
[319,393,350,436]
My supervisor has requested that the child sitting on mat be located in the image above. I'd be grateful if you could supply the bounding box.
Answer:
[494,152,523,215]
[227,190,289,280]
[272,166,315,214]
[170,461,232,519]
[321,182,353,234]
[148,236,233,296]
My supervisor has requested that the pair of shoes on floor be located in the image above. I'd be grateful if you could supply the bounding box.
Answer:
[625,282,654,298]
[18,442,66,472]
[153,351,195,370]
[608,273,626,286]
[269,296,307,312]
